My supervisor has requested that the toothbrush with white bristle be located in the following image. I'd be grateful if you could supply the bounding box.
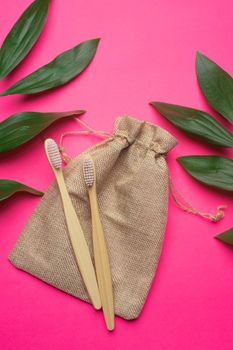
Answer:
[44,139,101,310]
[83,156,115,331]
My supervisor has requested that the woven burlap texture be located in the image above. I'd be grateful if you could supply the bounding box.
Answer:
[9,116,177,320]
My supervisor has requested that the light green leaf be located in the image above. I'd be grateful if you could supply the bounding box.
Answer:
[0,180,43,201]
[0,0,50,80]
[150,101,233,147]
[177,156,233,191]
[196,52,233,123]
[0,110,85,152]
[0,39,100,95]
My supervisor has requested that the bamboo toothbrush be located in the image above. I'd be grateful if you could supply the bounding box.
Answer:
[83,156,115,331]
[44,139,101,310]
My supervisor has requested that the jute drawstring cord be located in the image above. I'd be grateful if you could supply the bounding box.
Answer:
[59,118,112,164]
[169,178,226,222]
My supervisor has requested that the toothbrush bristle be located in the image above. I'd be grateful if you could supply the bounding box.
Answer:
[83,158,94,187]
[46,139,62,169]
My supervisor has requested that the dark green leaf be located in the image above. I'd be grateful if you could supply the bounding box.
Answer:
[0,180,43,201]
[0,38,100,96]
[177,156,233,191]
[150,102,233,147]
[0,0,50,80]
[0,110,85,152]
[215,227,233,246]
[196,52,233,123]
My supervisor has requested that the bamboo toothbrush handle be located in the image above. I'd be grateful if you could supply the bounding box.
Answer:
[89,188,115,331]
[55,170,101,310]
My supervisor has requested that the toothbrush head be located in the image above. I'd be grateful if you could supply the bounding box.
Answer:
[83,158,94,187]
[45,139,62,169]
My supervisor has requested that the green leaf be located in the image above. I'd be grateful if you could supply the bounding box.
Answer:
[0,38,100,96]
[0,180,43,201]
[0,0,50,80]
[196,52,233,123]
[177,156,233,191]
[0,110,85,153]
[215,227,233,246]
[150,102,233,147]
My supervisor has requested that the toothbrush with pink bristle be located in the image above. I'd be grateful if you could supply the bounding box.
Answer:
[44,138,101,311]
[83,156,115,331]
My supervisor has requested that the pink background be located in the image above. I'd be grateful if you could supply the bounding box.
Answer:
[1,0,233,349]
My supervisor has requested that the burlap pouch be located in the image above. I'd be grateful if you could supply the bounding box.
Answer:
[9,116,177,320]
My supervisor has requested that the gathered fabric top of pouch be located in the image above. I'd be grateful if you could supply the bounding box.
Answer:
[113,116,178,154]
